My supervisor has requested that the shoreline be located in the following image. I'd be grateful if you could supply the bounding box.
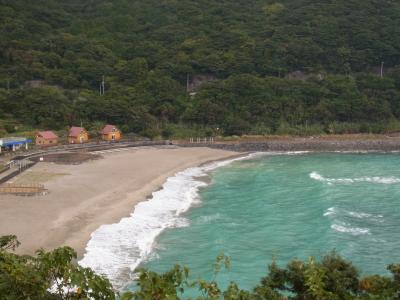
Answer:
[176,135,400,152]
[0,146,239,259]
[79,152,250,286]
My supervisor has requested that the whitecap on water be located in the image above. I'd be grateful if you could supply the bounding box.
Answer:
[174,217,190,228]
[324,207,383,219]
[196,213,223,225]
[347,211,383,220]
[310,171,400,185]
[323,207,384,224]
[323,207,336,216]
[331,223,370,236]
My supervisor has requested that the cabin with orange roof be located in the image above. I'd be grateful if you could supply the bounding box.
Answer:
[36,131,59,147]
[101,125,121,141]
[68,126,89,144]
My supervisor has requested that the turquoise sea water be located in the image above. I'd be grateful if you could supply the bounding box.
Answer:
[138,153,400,291]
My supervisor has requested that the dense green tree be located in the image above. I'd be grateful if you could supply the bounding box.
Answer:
[0,235,115,299]
[2,236,400,299]
[1,0,400,136]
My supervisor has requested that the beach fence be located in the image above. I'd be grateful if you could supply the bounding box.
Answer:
[0,183,47,196]
[189,137,215,143]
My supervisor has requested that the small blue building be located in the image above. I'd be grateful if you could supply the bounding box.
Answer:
[0,137,32,153]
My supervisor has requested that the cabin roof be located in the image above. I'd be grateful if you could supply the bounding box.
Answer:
[37,131,58,140]
[69,126,86,137]
[102,124,118,135]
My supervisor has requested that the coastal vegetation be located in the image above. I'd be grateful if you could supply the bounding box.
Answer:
[1,235,400,299]
[0,235,115,299]
[1,0,400,137]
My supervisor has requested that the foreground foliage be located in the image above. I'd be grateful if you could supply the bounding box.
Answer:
[1,236,400,299]
[0,235,115,299]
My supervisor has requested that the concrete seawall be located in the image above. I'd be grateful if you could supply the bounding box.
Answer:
[176,137,400,152]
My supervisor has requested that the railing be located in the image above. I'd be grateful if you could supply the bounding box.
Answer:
[188,137,215,143]
[0,163,11,175]
[0,161,36,185]
[11,140,169,161]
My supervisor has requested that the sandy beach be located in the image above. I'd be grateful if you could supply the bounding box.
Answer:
[0,146,237,257]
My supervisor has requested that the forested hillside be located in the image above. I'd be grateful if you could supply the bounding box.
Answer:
[1,0,400,137]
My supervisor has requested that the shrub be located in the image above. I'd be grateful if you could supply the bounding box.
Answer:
[2,236,400,299]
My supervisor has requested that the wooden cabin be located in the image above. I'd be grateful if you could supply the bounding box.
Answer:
[101,125,121,141]
[36,131,58,147]
[68,126,89,144]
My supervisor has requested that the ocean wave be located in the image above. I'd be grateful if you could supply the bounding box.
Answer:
[196,213,223,225]
[174,217,190,228]
[347,211,383,219]
[79,154,250,287]
[310,171,400,184]
[331,224,371,235]
[326,208,375,236]
[286,151,311,155]
[333,150,374,154]
[259,151,311,156]
[323,207,336,216]
[323,207,383,222]
[331,223,370,236]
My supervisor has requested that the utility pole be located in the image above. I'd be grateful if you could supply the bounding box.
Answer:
[102,75,105,95]
[100,75,105,95]
[380,61,384,78]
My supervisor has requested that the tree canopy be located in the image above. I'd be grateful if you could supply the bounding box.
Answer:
[1,235,400,299]
[1,0,400,137]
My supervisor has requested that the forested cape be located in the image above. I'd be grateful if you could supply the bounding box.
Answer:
[1,0,400,136]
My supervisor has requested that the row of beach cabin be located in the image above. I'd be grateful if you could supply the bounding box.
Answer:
[36,125,121,147]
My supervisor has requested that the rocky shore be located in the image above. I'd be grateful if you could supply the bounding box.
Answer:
[177,135,400,152]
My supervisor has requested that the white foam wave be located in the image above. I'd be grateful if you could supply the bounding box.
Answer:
[347,211,383,219]
[259,151,311,156]
[323,207,383,223]
[323,207,336,216]
[333,150,374,154]
[331,223,370,236]
[310,171,400,184]
[196,213,222,225]
[79,154,250,287]
[174,217,190,228]
[285,151,311,155]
